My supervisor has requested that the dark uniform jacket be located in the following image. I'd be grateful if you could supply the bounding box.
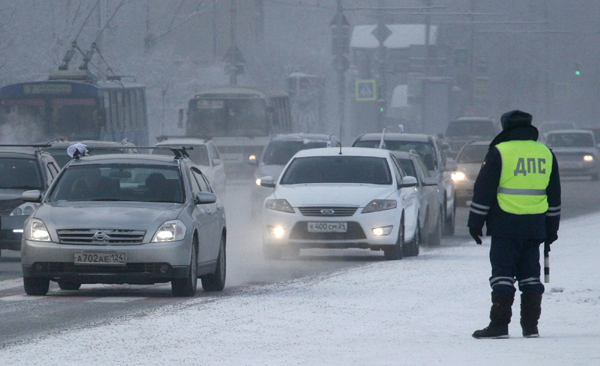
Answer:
[467,121,561,239]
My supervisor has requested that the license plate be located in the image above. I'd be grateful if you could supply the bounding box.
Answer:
[307,222,347,233]
[74,252,127,265]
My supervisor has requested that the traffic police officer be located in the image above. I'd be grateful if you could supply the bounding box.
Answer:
[468,110,561,339]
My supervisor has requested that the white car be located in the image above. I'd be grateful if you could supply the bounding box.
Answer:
[260,147,419,260]
[153,137,227,196]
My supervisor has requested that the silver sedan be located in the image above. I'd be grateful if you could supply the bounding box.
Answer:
[20,153,226,297]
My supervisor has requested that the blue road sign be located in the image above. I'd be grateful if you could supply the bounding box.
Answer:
[356,80,377,101]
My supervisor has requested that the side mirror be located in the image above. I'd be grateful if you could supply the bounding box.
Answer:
[444,160,458,172]
[399,176,418,188]
[213,158,222,166]
[260,176,276,188]
[22,190,42,203]
[195,192,217,205]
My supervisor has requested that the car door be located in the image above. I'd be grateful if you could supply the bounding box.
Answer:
[187,167,215,264]
[390,155,419,238]
[191,167,221,259]
[434,139,455,218]
[209,143,226,194]
[415,156,442,234]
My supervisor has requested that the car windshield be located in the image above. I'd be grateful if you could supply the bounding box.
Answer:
[262,140,328,165]
[48,164,184,203]
[353,140,437,170]
[280,156,392,185]
[0,157,44,190]
[545,133,594,148]
[153,145,210,166]
[457,145,489,164]
[446,121,495,138]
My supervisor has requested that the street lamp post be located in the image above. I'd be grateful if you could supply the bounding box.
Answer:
[330,0,350,142]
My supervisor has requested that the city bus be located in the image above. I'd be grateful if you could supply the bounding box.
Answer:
[183,86,292,178]
[0,70,149,146]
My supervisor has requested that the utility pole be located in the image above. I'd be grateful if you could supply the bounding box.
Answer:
[376,0,388,131]
[468,0,476,109]
[213,0,219,64]
[331,0,350,142]
[96,0,104,50]
[424,0,432,75]
[223,0,245,85]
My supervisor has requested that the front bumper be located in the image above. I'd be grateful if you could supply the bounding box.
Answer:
[0,215,27,250]
[262,208,403,250]
[21,239,191,284]
[556,161,600,176]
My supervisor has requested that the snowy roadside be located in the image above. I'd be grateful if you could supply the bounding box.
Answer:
[1,214,599,366]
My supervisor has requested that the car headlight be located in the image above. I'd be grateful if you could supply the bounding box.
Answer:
[451,171,467,181]
[362,199,397,213]
[256,178,262,186]
[10,202,40,216]
[24,218,51,242]
[583,155,594,162]
[265,199,295,213]
[151,220,187,242]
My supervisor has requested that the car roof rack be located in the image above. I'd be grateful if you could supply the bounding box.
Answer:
[131,146,194,159]
[155,135,212,142]
[0,143,52,152]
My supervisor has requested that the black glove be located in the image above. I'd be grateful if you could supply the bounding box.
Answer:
[469,227,483,245]
[545,231,558,246]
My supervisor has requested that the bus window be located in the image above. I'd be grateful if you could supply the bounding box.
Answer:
[130,90,138,129]
[103,91,112,132]
[50,98,97,140]
[110,91,119,133]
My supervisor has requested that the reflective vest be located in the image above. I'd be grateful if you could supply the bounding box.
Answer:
[495,140,553,214]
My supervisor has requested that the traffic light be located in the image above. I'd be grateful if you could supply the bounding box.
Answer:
[575,61,582,76]
[378,99,386,114]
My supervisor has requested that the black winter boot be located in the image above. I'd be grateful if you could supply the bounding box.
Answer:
[521,293,542,338]
[472,292,514,339]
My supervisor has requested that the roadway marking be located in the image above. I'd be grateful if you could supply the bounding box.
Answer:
[1,295,45,301]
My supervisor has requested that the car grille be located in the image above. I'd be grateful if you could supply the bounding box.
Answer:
[56,229,146,245]
[42,262,164,274]
[298,206,358,217]
[289,222,366,240]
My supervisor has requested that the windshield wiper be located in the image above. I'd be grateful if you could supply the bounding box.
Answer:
[146,200,176,203]
[89,198,134,201]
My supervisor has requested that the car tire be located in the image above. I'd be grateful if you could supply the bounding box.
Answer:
[384,218,404,260]
[172,237,198,297]
[263,244,283,260]
[201,235,227,292]
[58,281,81,291]
[23,277,49,296]
[443,199,456,236]
[428,208,443,246]
[404,219,420,257]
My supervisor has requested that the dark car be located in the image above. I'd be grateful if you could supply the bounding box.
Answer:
[0,147,61,254]
[444,117,499,158]
[20,150,226,296]
[352,132,457,236]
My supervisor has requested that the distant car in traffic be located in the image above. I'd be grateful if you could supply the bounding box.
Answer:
[260,147,419,260]
[452,140,491,206]
[153,136,227,196]
[20,150,226,296]
[539,121,577,141]
[443,117,499,158]
[45,139,137,167]
[544,129,600,180]
[0,146,61,255]
[249,133,338,213]
[352,132,457,236]
[391,150,443,247]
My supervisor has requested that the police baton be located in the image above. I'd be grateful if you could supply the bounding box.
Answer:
[544,241,550,283]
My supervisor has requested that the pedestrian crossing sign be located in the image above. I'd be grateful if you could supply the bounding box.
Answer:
[356,80,377,101]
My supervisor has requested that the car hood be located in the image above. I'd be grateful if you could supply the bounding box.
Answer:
[273,184,394,207]
[256,164,285,180]
[33,202,185,232]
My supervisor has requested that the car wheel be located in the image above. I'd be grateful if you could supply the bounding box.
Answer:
[384,218,404,260]
[263,244,283,260]
[201,234,227,292]
[443,199,456,236]
[428,208,443,246]
[404,219,420,257]
[171,237,198,297]
[58,281,81,291]
[23,277,49,296]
